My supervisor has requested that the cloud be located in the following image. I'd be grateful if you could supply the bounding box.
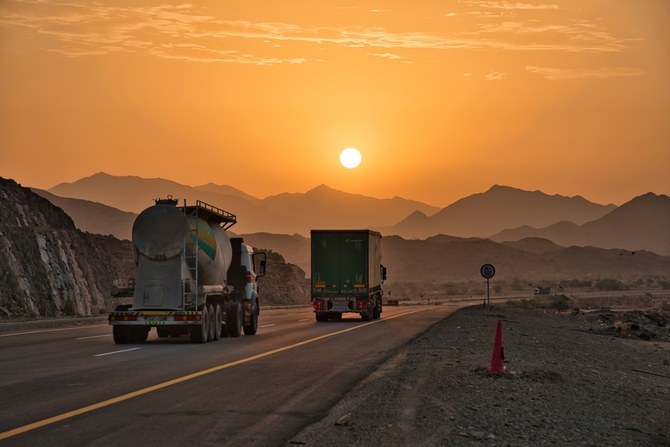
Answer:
[485,71,506,80]
[526,65,646,80]
[0,1,637,64]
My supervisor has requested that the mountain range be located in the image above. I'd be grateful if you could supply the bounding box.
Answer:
[24,172,670,256]
[3,174,669,299]
[490,193,670,256]
[382,185,616,238]
[48,172,439,235]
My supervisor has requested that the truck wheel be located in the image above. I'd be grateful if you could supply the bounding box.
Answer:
[226,301,242,337]
[189,306,209,343]
[361,312,371,322]
[243,306,258,335]
[373,299,381,319]
[315,313,328,322]
[207,304,216,342]
[113,325,131,344]
[213,304,222,340]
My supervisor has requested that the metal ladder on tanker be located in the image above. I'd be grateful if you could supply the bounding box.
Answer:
[183,203,200,311]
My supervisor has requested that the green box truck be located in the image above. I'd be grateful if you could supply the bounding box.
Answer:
[310,230,387,322]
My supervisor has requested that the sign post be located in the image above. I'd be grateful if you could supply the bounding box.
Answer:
[480,263,496,310]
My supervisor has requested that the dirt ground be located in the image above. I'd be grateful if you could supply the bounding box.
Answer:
[288,303,670,446]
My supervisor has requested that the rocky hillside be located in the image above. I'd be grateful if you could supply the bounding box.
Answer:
[0,178,132,318]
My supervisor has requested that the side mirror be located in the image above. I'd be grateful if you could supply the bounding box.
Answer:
[259,260,267,277]
[381,265,387,282]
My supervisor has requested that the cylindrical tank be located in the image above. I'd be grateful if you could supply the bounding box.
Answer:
[132,201,232,285]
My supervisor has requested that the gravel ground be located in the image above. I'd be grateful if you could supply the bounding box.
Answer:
[288,304,670,446]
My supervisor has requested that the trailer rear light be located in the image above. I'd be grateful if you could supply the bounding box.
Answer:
[110,315,138,321]
[174,315,201,321]
[313,300,324,310]
[356,300,366,310]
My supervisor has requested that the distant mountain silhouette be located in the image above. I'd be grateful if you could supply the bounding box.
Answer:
[383,185,615,239]
[501,237,563,254]
[262,184,440,234]
[193,182,259,202]
[491,193,670,255]
[48,172,439,235]
[31,189,136,240]
[42,174,667,258]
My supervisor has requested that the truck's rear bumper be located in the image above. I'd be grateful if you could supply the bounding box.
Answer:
[108,310,202,326]
[311,296,375,313]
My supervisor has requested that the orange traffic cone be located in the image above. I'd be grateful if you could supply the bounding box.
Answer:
[488,319,505,375]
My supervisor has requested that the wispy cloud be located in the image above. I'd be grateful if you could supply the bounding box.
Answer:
[368,52,411,63]
[464,1,559,10]
[526,65,646,80]
[485,71,506,80]
[0,1,637,64]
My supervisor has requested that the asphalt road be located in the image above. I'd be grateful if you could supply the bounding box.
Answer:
[0,304,464,446]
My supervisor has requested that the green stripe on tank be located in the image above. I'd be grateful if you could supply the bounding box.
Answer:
[187,219,217,260]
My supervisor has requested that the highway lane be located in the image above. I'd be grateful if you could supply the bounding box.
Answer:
[0,305,463,446]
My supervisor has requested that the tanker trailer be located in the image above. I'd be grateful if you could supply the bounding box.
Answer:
[108,197,266,344]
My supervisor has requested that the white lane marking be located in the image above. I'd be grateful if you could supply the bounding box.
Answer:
[297,318,312,322]
[259,324,276,328]
[0,308,427,441]
[76,334,112,340]
[0,325,108,337]
[94,348,140,357]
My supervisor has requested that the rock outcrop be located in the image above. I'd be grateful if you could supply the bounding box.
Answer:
[258,260,310,306]
[0,178,132,318]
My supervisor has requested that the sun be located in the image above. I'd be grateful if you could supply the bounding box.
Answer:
[339,147,361,169]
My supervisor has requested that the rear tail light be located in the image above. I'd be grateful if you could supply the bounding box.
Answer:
[174,315,201,321]
[313,300,324,310]
[109,315,138,321]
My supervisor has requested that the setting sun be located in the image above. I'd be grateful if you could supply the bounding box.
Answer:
[340,148,362,169]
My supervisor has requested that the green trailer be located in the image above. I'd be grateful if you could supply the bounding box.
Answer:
[310,230,387,322]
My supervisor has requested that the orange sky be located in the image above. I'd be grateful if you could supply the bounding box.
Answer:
[1,1,669,207]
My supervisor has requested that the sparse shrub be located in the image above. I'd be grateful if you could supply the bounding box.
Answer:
[550,294,571,311]
[595,278,626,291]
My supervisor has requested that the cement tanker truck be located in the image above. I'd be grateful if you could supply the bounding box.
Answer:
[108,197,266,344]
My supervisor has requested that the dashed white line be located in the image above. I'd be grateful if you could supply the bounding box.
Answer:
[297,318,312,322]
[259,324,276,328]
[94,348,140,357]
[76,334,112,340]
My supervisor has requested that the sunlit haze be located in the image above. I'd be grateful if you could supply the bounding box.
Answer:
[1,1,668,206]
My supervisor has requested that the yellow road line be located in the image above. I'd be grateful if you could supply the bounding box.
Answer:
[0,308,427,440]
